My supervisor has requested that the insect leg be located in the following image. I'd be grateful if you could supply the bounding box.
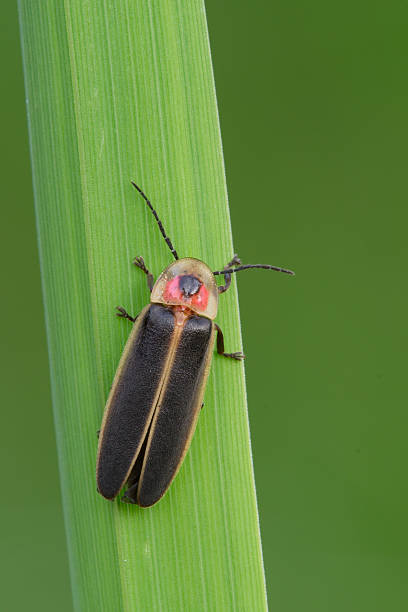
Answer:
[215,323,245,360]
[217,254,242,294]
[133,255,155,292]
[122,484,138,504]
[116,306,138,323]
[121,435,150,504]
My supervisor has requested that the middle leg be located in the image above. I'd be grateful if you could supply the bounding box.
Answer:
[215,323,245,360]
[116,306,138,323]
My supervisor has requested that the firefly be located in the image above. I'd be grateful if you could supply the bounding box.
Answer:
[96,183,294,507]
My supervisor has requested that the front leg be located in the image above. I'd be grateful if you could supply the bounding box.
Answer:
[133,256,155,292]
[217,254,241,294]
[215,323,245,360]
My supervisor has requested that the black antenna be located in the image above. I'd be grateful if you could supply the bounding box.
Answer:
[131,182,179,260]
[213,263,295,276]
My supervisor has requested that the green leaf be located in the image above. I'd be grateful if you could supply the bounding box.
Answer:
[18,1,267,609]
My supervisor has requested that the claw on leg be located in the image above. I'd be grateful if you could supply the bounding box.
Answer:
[217,254,242,294]
[223,351,245,361]
[215,323,245,360]
[116,306,137,323]
[133,256,154,292]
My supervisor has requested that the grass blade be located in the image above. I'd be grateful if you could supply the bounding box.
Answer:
[18,1,267,609]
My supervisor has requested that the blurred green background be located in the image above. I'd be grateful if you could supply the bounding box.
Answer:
[2,1,407,611]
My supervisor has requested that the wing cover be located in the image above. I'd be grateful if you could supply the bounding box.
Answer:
[97,304,175,499]
[137,314,215,507]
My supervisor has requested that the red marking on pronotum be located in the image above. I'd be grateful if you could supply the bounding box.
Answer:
[163,275,209,311]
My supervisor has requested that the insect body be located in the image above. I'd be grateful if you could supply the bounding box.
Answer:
[96,183,294,507]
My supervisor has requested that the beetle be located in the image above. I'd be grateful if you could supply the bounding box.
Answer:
[96,182,294,507]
